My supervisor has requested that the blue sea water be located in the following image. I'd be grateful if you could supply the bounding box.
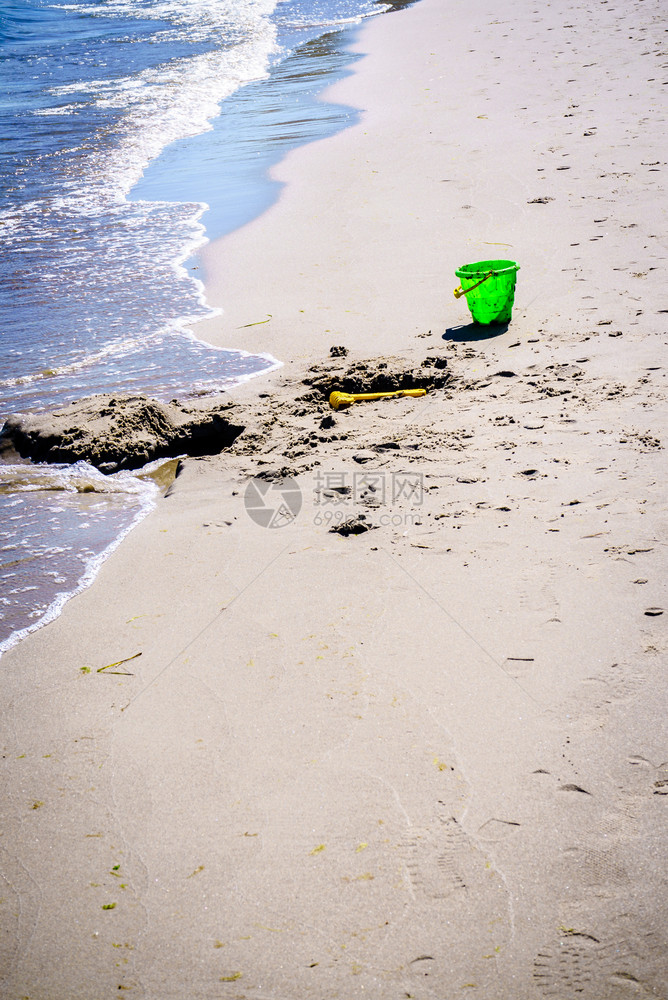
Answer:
[0,0,404,653]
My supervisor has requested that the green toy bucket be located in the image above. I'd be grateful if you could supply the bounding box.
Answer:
[454,259,520,324]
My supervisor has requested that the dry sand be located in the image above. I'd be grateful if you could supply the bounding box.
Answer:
[1,0,667,996]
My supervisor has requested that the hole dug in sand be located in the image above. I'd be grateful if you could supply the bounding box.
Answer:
[301,354,451,403]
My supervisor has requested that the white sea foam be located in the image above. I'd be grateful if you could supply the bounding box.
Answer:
[54,0,278,36]
[278,8,386,27]
[29,104,81,116]
[44,7,281,210]
[0,7,281,402]
[0,461,160,496]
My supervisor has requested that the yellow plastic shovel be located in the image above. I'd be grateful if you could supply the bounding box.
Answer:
[329,389,427,410]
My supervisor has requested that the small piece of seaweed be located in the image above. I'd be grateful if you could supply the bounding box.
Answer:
[98,652,142,674]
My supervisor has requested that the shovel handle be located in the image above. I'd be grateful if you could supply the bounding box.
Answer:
[354,389,426,401]
[453,271,494,299]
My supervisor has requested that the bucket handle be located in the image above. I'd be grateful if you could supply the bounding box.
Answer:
[453,270,494,299]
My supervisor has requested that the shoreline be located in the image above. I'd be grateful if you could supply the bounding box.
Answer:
[0,4,391,656]
[2,0,667,995]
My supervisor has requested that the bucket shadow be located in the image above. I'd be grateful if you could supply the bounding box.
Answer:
[442,322,510,343]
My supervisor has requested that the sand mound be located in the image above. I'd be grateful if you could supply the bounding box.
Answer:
[0,394,246,472]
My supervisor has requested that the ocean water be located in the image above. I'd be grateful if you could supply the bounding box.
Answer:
[0,0,403,654]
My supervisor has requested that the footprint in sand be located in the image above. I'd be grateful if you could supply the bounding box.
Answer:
[402,805,511,905]
[561,845,630,891]
[395,805,510,990]
[534,928,668,999]
[628,755,668,797]
[533,934,620,999]
[553,661,646,730]
[403,813,470,899]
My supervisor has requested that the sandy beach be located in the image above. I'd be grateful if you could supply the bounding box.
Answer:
[1,0,667,996]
